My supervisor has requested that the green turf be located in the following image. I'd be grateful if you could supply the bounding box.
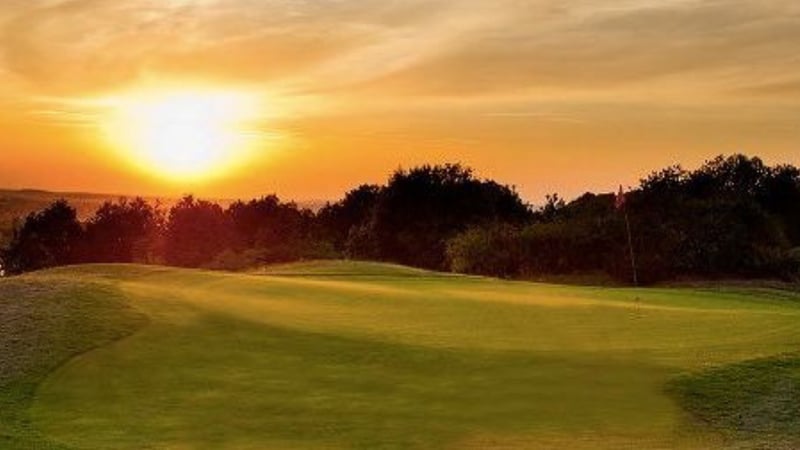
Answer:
[669,354,800,449]
[0,273,146,449]
[2,261,800,448]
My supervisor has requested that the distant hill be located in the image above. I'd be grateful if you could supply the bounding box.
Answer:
[0,189,169,245]
[0,189,327,245]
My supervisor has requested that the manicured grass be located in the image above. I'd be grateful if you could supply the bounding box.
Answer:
[3,261,800,448]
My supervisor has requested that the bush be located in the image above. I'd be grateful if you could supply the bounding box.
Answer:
[3,200,83,274]
[447,223,522,278]
[447,220,627,280]
[164,196,234,267]
[206,249,263,271]
[782,247,800,281]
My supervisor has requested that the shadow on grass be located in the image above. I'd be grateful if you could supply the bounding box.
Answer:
[0,276,146,449]
[32,311,678,449]
[668,353,800,449]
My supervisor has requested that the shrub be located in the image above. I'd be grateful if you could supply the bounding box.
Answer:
[447,223,522,278]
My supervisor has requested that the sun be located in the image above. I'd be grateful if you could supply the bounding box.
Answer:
[102,89,261,181]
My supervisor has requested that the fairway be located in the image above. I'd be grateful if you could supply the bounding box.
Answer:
[3,261,800,449]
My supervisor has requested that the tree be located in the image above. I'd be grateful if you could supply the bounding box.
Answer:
[535,193,566,222]
[632,154,793,280]
[2,200,83,274]
[164,196,233,267]
[227,195,320,263]
[446,223,523,277]
[446,154,800,283]
[83,198,164,263]
[759,165,800,245]
[317,185,381,252]
[361,164,531,269]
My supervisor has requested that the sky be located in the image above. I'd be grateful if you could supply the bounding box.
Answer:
[0,0,799,204]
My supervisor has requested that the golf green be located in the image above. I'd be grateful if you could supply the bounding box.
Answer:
[2,261,800,448]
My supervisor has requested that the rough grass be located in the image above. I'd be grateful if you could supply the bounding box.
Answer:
[0,274,146,449]
[669,354,800,449]
[4,261,800,448]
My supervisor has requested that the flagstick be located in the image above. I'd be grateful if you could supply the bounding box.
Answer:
[624,210,639,287]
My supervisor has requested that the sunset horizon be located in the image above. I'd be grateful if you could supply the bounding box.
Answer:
[2,1,799,202]
[3,2,800,449]
[3,151,800,206]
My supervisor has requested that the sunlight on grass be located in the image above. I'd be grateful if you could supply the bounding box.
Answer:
[3,262,800,448]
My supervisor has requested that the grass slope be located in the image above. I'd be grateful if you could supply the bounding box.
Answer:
[669,354,800,449]
[0,273,146,448]
[2,261,800,448]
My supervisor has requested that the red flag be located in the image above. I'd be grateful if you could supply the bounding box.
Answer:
[615,185,626,210]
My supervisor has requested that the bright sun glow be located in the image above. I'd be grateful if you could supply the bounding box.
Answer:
[102,89,261,181]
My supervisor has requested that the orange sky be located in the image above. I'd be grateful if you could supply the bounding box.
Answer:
[1,1,799,204]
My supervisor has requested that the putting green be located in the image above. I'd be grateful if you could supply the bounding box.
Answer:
[3,261,800,448]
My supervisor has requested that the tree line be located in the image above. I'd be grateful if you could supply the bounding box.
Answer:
[1,155,799,284]
[448,155,800,283]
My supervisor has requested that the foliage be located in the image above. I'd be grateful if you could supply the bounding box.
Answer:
[1,200,83,274]
[350,164,531,269]
[164,196,234,267]
[449,155,800,283]
[227,195,323,264]
[316,185,381,252]
[206,248,264,271]
[447,196,627,280]
[82,198,164,264]
[1,156,798,282]
[446,223,524,278]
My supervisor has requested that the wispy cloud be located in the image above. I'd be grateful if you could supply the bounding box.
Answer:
[1,0,799,202]
[2,0,800,105]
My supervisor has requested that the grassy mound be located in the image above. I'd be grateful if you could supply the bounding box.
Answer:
[0,273,146,449]
[256,259,441,277]
[3,262,800,448]
[670,354,800,448]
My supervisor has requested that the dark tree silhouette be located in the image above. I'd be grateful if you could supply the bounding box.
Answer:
[83,198,164,263]
[164,196,233,268]
[2,155,797,282]
[227,195,319,263]
[317,184,381,252]
[354,164,531,269]
[448,155,800,283]
[2,200,83,274]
